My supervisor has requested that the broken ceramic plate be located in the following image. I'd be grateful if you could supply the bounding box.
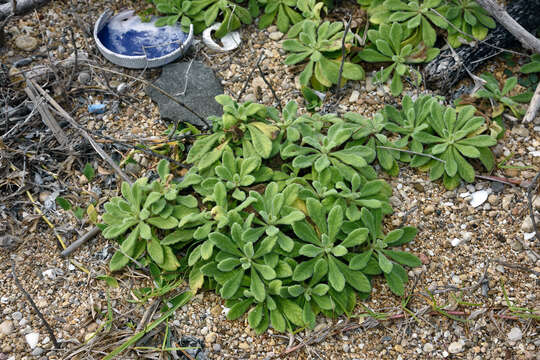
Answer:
[202,23,241,52]
[94,10,193,69]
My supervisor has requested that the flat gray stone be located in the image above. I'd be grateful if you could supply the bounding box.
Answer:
[147,61,223,128]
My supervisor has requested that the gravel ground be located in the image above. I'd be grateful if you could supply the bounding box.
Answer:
[0,1,539,359]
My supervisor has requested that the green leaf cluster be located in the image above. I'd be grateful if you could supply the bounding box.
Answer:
[438,0,496,47]
[149,0,253,37]
[357,23,439,95]
[413,101,496,189]
[283,20,364,90]
[474,73,525,118]
[101,90,503,335]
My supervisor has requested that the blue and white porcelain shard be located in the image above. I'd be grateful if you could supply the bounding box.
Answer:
[94,10,193,69]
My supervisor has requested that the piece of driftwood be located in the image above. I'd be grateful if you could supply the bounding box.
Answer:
[523,78,540,123]
[476,0,540,54]
[24,85,68,146]
[60,226,100,257]
[0,0,49,19]
[28,79,132,184]
[424,0,540,94]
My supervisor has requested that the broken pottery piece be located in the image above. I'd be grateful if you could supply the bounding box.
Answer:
[202,23,241,52]
[94,10,193,69]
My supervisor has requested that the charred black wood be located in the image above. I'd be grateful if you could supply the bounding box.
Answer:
[424,0,540,94]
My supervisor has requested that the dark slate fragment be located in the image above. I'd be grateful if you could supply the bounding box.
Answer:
[146,60,223,128]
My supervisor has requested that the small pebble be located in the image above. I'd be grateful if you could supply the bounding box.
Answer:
[0,320,14,335]
[269,31,284,41]
[12,312,22,321]
[15,35,39,51]
[507,327,522,342]
[448,341,463,354]
[13,58,32,67]
[423,205,435,215]
[212,343,221,352]
[78,72,91,84]
[423,343,434,352]
[470,190,489,208]
[349,90,360,102]
[31,347,43,356]
[25,332,39,349]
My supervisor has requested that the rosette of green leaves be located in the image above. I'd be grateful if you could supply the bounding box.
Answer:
[201,223,277,302]
[341,112,403,176]
[186,95,279,170]
[226,281,305,334]
[382,95,435,165]
[102,160,184,272]
[281,123,375,180]
[334,174,393,218]
[287,0,326,38]
[357,23,439,95]
[248,182,305,252]
[283,20,364,89]
[257,0,303,33]
[187,0,253,37]
[413,102,497,189]
[151,0,193,30]
[369,0,448,47]
[474,73,524,118]
[292,198,372,293]
[349,208,421,296]
[286,259,335,328]
[438,0,496,47]
[199,148,272,201]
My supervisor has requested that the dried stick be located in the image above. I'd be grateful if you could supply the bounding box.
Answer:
[60,226,100,257]
[523,80,540,123]
[1,0,49,19]
[526,169,540,242]
[24,86,69,146]
[256,60,282,112]
[29,80,132,184]
[476,0,540,54]
[236,53,265,101]
[336,16,352,101]
[11,260,60,348]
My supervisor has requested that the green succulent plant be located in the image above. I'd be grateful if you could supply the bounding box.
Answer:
[281,122,375,180]
[257,0,303,33]
[382,94,436,165]
[102,160,186,272]
[286,0,327,38]
[438,0,496,47]
[149,0,253,37]
[474,73,524,118]
[186,95,279,170]
[292,199,372,293]
[521,54,540,74]
[151,0,193,29]
[413,102,497,189]
[283,20,365,89]
[358,23,439,95]
[370,0,448,47]
[101,96,454,337]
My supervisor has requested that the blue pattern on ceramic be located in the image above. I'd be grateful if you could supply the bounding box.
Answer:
[97,11,189,60]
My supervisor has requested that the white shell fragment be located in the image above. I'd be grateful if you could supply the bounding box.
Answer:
[469,190,490,208]
[202,23,241,52]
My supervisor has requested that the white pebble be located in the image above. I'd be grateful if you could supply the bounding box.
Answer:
[25,332,39,349]
[448,341,463,354]
[469,190,490,208]
[507,327,522,342]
